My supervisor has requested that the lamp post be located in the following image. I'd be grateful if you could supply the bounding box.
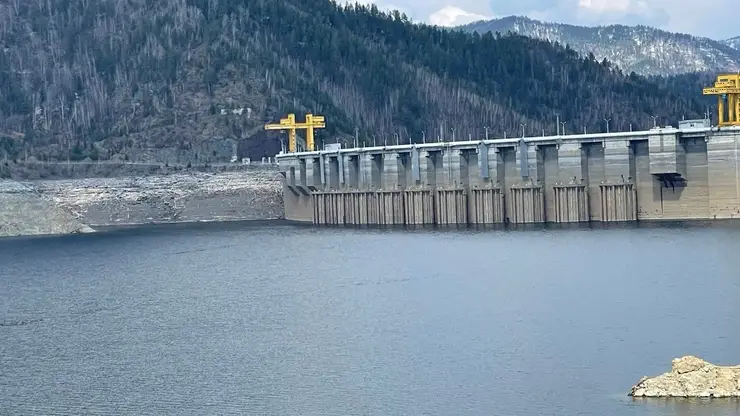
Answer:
[484,126,489,141]
[651,115,658,128]
[604,118,611,133]
[451,128,455,142]
[520,123,526,138]
[560,121,567,135]
[422,130,426,143]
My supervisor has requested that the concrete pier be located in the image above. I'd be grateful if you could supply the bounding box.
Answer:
[277,125,740,225]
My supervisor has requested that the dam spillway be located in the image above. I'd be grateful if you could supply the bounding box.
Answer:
[275,125,740,225]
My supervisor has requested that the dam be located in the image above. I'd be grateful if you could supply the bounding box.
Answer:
[275,123,740,225]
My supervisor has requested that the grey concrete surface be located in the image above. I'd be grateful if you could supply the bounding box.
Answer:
[277,125,740,225]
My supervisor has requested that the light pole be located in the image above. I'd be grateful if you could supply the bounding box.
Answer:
[393,133,398,145]
[556,114,560,135]
[422,130,426,143]
[520,123,526,138]
[484,126,489,141]
[451,127,455,142]
[372,135,376,147]
[560,121,567,135]
[604,118,611,133]
[354,127,359,148]
[651,115,658,128]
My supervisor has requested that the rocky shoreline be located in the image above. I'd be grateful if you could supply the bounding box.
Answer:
[629,356,740,398]
[0,180,94,237]
[0,168,284,238]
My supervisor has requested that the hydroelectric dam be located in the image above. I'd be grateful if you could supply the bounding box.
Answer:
[275,121,740,225]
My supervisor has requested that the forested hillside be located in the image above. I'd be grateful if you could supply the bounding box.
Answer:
[0,0,707,164]
[724,36,740,51]
[650,72,718,110]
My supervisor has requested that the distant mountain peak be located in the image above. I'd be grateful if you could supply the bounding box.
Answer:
[460,17,740,76]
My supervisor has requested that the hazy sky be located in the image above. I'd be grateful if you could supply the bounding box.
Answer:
[350,0,738,40]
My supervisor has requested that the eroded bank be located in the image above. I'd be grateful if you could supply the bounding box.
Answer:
[0,168,283,238]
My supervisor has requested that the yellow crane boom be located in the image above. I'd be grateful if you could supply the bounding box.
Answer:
[703,74,740,126]
[264,113,326,152]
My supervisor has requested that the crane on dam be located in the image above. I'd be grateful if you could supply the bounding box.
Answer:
[264,113,326,153]
[703,73,740,126]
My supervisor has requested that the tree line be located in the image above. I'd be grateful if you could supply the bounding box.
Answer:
[0,0,708,162]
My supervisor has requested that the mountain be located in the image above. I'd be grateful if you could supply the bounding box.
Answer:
[460,16,740,76]
[0,0,706,165]
[723,36,740,51]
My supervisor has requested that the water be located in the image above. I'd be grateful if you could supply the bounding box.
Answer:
[2,221,740,415]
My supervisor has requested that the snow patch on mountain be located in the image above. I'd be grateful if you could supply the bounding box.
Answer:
[723,36,740,51]
[461,16,740,76]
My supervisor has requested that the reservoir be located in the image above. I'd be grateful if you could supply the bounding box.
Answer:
[2,222,740,415]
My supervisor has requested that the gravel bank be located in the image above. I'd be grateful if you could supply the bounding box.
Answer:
[1,168,284,237]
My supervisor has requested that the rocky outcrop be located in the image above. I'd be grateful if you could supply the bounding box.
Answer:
[0,181,94,237]
[629,356,740,397]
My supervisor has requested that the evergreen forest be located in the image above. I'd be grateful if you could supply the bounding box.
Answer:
[0,0,713,163]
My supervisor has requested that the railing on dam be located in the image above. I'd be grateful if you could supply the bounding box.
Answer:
[276,125,740,225]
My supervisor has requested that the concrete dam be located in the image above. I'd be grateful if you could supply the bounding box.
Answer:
[275,123,740,225]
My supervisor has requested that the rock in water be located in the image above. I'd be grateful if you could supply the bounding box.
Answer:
[629,356,740,397]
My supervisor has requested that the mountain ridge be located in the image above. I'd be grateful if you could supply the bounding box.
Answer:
[460,16,740,76]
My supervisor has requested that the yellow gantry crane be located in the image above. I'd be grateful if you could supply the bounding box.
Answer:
[264,113,326,152]
[703,73,740,126]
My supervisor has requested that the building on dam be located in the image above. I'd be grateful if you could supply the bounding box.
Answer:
[275,121,740,225]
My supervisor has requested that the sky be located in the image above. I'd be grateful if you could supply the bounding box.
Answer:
[347,0,739,40]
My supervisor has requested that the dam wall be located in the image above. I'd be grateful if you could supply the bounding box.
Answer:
[276,126,740,225]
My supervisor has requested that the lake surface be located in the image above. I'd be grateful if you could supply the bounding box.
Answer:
[2,221,740,415]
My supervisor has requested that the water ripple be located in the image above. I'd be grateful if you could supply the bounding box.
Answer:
[2,222,740,415]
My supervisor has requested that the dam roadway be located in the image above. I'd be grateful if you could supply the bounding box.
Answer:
[275,123,740,225]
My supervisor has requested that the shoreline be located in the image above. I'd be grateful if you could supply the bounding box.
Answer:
[0,169,284,238]
[0,218,298,241]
